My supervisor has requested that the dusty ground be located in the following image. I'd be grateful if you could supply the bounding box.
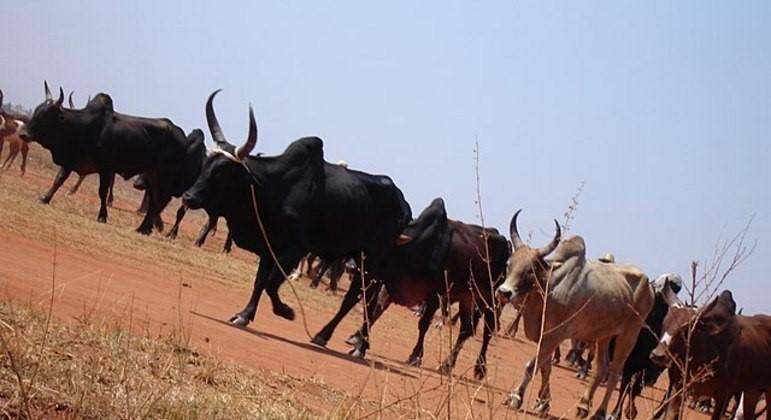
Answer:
[0,144,710,419]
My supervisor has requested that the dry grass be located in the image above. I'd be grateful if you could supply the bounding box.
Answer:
[0,300,339,419]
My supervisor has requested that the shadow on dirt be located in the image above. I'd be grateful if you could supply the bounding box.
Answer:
[191,310,420,380]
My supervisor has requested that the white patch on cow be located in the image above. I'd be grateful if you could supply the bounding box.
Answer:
[659,332,672,346]
[207,146,240,162]
[14,120,25,133]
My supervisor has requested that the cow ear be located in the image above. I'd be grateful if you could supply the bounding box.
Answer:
[717,290,737,315]
[396,234,414,246]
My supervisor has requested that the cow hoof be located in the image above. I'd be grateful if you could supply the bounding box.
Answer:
[576,406,590,418]
[344,333,362,347]
[348,347,366,358]
[98,216,107,224]
[273,304,295,321]
[503,393,522,410]
[229,314,250,327]
[591,410,607,420]
[38,196,51,204]
[474,363,487,380]
[310,334,328,347]
[406,355,422,367]
[309,282,319,289]
[533,399,551,417]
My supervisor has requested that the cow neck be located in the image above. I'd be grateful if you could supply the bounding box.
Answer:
[521,291,545,341]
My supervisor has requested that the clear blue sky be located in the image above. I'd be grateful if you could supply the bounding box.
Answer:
[4,2,770,313]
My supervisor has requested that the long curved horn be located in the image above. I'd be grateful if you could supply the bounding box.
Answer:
[205,89,233,150]
[44,81,53,100]
[509,209,526,250]
[68,91,75,108]
[0,89,4,109]
[235,104,257,160]
[537,219,562,257]
[55,87,64,107]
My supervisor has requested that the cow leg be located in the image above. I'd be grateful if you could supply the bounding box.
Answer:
[136,189,167,235]
[406,294,440,367]
[739,390,760,420]
[312,258,373,347]
[506,308,523,337]
[262,250,305,321]
[107,176,115,207]
[230,258,274,326]
[137,190,149,214]
[438,299,477,376]
[578,341,596,380]
[504,333,562,413]
[96,172,113,223]
[1,142,18,169]
[40,167,73,204]
[577,338,611,418]
[610,370,636,420]
[19,142,28,176]
[223,232,233,253]
[473,307,497,380]
[711,393,730,420]
[328,260,344,292]
[347,280,386,358]
[345,285,391,347]
[594,332,638,420]
[68,174,85,195]
[166,204,186,239]
[194,217,215,247]
[309,259,330,289]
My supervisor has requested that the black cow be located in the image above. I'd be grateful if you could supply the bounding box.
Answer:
[131,128,206,238]
[181,90,411,327]
[330,198,510,379]
[20,82,197,234]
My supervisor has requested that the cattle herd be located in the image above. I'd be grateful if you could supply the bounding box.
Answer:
[1,83,769,420]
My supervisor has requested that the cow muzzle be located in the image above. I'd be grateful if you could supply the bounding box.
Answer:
[496,285,515,303]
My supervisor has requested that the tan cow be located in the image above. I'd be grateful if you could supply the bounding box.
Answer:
[496,210,654,419]
[0,90,29,175]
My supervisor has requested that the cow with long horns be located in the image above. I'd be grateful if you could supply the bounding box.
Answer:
[182,90,412,331]
[19,82,200,234]
[496,210,654,419]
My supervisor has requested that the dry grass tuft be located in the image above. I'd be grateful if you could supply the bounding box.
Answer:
[0,301,336,420]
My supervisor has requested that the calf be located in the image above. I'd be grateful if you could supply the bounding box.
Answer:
[650,290,771,420]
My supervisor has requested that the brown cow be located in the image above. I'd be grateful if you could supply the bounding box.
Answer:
[0,90,29,175]
[650,290,771,420]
